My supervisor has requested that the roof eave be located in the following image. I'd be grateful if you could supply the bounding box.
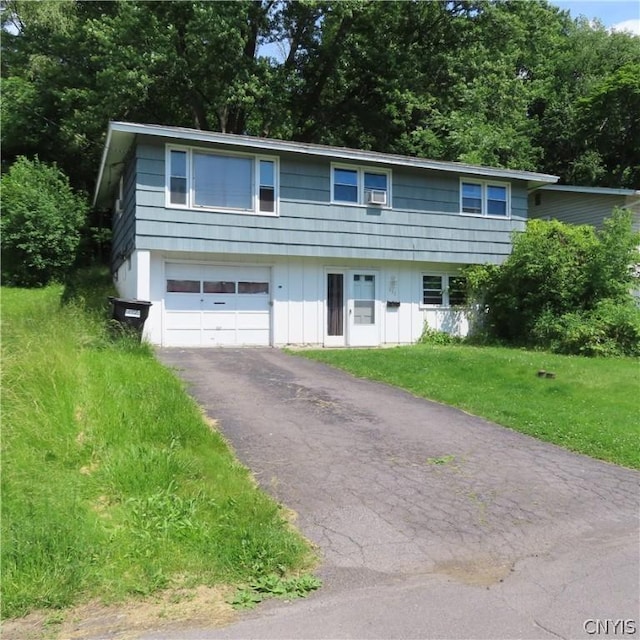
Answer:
[93,126,136,208]
[535,184,639,196]
[101,121,559,185]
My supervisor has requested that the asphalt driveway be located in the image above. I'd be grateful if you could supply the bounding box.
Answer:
[153,348,639,640]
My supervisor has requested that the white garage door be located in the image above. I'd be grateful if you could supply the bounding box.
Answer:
[164,263,271,346]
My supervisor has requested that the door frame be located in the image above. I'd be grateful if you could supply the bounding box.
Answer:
[324,268,381,347]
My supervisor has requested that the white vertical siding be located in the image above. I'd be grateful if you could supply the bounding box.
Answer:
[135,250,151,300]
[146,253,164,345]
[272,263,289,345]
[114,257,137,300]
[139,251,470,346]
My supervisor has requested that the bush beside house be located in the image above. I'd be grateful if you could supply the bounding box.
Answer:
[1,156,87,287]
[467,209,640,356]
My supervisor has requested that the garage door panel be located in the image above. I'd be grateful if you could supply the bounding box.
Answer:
[236,295,269,311]
[203,265,269,282]
[164,329,202,347]
[202,294,237,311]
[201,312,237,330]
[166,264,202,280]
[165,294,202,312]
[165,312,202,330]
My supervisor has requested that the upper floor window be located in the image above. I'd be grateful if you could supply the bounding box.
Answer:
[167,146,278,215]
[421,274,468,307]
[461,180,510,217]
[332,164,391,207]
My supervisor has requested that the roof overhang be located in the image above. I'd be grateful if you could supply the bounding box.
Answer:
[534,184,640,197]
[93,126,137,207]
[93,121,559,207]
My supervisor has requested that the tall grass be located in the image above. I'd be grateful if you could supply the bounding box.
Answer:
[299,345,640,469]
[2,274,314,619]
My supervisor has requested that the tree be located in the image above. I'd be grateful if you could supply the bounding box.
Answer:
[529,20,640,188]
[575,63,640,188]
[1,157,88,287]
[2,0,639,197]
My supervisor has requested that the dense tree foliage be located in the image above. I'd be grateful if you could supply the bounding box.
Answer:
[1,157,87,287]
[2,0,639,194]
[467,211,640,356]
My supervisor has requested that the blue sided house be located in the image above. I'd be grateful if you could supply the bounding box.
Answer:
[93,121,559,347]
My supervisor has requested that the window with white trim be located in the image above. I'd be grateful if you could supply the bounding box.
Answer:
[421,275,468,307]
[461,180,510,217]
[166,146,278,215]
[331,164,391,207]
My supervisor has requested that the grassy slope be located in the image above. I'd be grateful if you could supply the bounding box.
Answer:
[299,345,640,469]
[1,279,315,619]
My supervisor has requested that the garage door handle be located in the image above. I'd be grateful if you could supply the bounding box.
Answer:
[214,302,226,305]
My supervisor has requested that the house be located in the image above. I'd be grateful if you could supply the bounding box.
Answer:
[93,121,558,347]
[528,185,640,231]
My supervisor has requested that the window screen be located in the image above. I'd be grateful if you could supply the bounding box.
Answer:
[193,153,253,210]
[422,275,443,305]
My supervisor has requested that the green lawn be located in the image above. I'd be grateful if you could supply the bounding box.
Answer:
[1,276,316,619]
[298,345,640,469]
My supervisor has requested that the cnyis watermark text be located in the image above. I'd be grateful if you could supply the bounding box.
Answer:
[583,619,637,636]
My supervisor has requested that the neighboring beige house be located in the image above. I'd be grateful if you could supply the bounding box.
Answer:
[528,185,640,231]
[528,184,640,300]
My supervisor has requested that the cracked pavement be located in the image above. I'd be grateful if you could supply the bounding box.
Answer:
[153,348,639,640]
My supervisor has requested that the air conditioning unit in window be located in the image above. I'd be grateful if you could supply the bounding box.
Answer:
[365,190,387,205]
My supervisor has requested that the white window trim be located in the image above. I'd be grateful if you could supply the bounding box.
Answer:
[460,179,511,219]
[331,163,392,208]
[165,144,279,216]
[420,273,467,308]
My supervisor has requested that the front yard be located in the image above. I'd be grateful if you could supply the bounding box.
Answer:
[3,271,637,629]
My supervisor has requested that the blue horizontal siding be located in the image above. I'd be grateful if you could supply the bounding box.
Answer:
[136,234,511,265]
[137,202,519,239]
[111,153,136,269]
[280,156,328,203]
[132,141,528,265]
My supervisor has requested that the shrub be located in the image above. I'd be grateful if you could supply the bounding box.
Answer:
[1,156,87,287]
[467,210,640,356]
[419,325,463,346]
[532,301,640,357]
